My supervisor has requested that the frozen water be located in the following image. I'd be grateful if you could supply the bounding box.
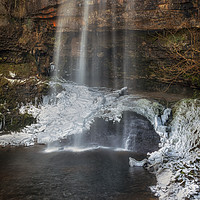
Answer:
[129,157,147,167]
[149,99,200,200]
[0,81,163,148]
[1,81,199,199]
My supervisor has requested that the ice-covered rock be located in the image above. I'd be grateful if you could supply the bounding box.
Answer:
[161,108,171,125]
[149,99,200,200]
[1,81,199,199]
[0,81,165,147]
[129,157,148,167]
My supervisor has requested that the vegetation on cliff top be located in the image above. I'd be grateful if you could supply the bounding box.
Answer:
[153,28,200,89]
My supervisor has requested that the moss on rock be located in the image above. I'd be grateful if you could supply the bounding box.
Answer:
[0,61,49,133]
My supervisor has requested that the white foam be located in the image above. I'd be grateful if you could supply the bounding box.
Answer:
[44,145,129,153]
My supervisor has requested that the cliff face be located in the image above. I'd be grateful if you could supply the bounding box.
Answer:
[0,0,53,132]
[29,0,200,31]
[0,0,199,90]
[0,0,199,131]
[0,0,199,75]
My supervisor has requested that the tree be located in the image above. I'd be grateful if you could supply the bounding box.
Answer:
[155,28,200,89]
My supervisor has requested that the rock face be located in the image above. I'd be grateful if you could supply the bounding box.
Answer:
[0,0,51,132]
[29,0,200,88]
[28,0,200,30]
[0,0,199,128]
[0,0,199,80]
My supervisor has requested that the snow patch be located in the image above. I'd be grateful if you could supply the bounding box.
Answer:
[9,71,16,78]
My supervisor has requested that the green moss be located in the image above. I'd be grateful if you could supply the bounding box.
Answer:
[5,112,36,132]
[0,66,50,132]
[193,90,200,98]
[0,103,36,132]
[158,30,187,48]
[0,62,37,78]
[0,80,49,133]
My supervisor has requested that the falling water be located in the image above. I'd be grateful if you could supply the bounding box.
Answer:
[53,0,133,88]
[53,1,76,80]
[51,0,139,150]
[75,1,90,85]
[111,2,118,89]
[122,3,129,149]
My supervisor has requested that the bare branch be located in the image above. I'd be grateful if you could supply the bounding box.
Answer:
[154,29,200,89]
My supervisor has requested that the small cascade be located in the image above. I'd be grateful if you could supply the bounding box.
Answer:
[53,1,76,80]
[75,1,90,85]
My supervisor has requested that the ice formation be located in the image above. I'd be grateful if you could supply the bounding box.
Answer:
[129,157,148,167]
[0,81,164,147]
[149,99,200,200]
[0,81,199,199]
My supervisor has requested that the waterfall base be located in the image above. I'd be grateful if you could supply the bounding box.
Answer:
[47,111,159,154]
[0,145,158,200]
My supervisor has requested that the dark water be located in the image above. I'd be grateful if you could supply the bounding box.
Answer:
[0,146,157,200]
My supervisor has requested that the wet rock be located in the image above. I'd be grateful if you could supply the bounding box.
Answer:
[87,111,160,154]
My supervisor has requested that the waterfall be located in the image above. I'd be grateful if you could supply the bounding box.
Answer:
[50,0,137,150]
[75,1,90,85]
[111,2,118,89]
[53,1,77,81]
[53,0,132,88]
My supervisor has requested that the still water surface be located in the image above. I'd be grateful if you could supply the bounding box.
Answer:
[0,146,157,200]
